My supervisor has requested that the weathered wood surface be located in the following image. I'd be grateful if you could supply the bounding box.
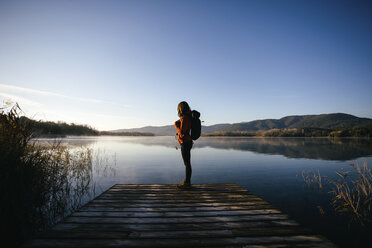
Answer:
[23,183,336,247]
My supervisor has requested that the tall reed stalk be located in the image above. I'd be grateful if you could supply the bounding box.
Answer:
[329,162,372,225]
[301,162,371,226]
[0,104,94,246]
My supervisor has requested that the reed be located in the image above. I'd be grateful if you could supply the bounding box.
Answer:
[329,162,372,225]
[0,104,94,246]
[301,161,371,226]
[302,170,323,190]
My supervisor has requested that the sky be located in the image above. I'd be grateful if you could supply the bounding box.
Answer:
[0,0,371,130]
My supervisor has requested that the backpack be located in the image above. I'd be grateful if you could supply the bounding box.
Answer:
[190,110,201,140]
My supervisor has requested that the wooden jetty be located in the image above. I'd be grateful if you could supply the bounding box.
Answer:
[24,183,336,247]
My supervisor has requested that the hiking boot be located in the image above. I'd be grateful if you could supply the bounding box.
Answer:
[177,181,191,189]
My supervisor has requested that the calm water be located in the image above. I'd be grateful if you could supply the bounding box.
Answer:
[39,136,372,247]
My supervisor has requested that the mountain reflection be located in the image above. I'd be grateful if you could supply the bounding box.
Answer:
[199,137,372,161]
[123,137,372,161]
[36,136,372,161]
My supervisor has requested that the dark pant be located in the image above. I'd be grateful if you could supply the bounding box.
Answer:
[181,141,193,183]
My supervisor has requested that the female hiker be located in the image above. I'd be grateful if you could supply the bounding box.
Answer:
[175,101,193,189]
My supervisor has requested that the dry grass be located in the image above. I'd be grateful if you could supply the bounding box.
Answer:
[302,170,323,190]
[329,162,372,225]
[0,103,94,246]
[301,161,372,226]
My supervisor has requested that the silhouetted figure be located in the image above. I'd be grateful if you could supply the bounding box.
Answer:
[175,101,193,189]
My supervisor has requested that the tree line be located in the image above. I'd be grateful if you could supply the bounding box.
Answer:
[14,117,155,137]
[202,124,372,137]
[27,117,99,136]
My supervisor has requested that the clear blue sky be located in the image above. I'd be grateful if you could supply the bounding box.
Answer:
[1,0,371,130]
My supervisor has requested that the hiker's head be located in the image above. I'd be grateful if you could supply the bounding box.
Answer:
[177,101,190,117]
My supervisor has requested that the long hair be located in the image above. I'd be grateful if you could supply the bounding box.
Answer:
[177,101,190,117]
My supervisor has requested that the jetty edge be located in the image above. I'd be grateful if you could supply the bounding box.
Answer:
[23,183,336,247]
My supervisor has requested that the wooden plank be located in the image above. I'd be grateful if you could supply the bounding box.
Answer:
[97,195,259,200]
[101,192,255,197]
[91,197,265,204]
[108,187,250,191]
[217,244,336,248]
[85,201,270,208]
[109,189,249,193]
[95,192,261,197]
[51,220,301,232]
[95,198,263,202]
[109,186,245,191]
[38,226,313,239]
[79,204,273,212]
[63,214,290,224]
[107,189,251,193]
[72,209,281,218]
[113,183,241,188]
[99,191,258,197]
[24,235,335,248]
[22,183,335,248]
[109,185,248,189]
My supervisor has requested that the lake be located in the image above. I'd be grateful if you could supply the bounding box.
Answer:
[38,136,372,247]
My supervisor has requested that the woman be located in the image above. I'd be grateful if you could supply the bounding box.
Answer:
[174,101,193,189]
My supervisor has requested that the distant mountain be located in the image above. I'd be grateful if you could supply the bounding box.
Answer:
[112,113,372,135]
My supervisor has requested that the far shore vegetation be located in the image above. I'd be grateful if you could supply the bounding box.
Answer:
[202,125,372,138]
[99,131,154,136]
[14,115,372,138]
[17,116,154,137]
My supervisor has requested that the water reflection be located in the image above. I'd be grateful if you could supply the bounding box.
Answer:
[197,137,372,161]
[31,142,117,230]
[33,137,97,147]
[97,136,372,161]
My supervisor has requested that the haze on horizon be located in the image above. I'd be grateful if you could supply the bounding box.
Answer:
[1,0,371,131]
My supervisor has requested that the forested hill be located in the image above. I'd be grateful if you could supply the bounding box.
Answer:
[113,113,372,135]
[204,113,372,132]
